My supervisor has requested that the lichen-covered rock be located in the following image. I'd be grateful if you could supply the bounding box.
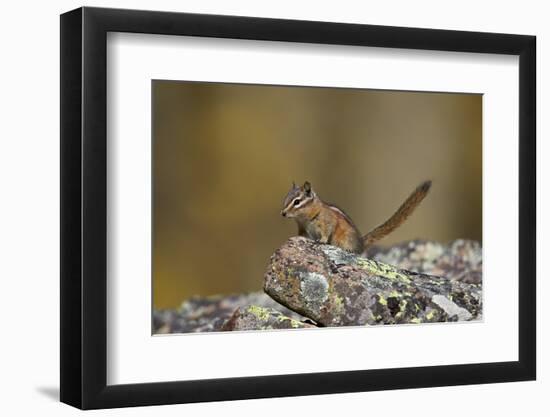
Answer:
[264,237,482,327]
[155,238,483,333]
[221,305,315,331]
[366,239,482,284]
[153,291,309,334]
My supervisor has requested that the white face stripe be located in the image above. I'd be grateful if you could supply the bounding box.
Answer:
[287,194,313,211]
[284,195,301,212]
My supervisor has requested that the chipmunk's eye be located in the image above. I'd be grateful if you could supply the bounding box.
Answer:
[293,199,301,206]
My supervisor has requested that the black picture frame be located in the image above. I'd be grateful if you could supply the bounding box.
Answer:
[60,6,536,410]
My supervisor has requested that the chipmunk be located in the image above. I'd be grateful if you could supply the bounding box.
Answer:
[281,180,432,254]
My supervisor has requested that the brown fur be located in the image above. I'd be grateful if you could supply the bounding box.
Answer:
[281,180,432,254]
[362,180,432,249]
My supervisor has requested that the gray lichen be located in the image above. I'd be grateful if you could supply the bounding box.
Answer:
[299,272,329,315]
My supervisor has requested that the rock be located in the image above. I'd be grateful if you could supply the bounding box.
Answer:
[366,239,482,284]
[221,305,315,331]
[264,237,482,327]
[153,291,309,333]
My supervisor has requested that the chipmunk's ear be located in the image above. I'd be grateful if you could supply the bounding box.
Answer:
[303,181,312,194]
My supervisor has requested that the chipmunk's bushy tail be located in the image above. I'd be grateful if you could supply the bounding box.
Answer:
[362,180,432,249]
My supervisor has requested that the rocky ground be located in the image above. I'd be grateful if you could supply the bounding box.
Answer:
[153,238,482,334]
[153,291,311,333]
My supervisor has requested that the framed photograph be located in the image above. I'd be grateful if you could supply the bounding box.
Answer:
[60,6,536,409]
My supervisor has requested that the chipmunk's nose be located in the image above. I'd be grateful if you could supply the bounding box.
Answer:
[281,210,286,217]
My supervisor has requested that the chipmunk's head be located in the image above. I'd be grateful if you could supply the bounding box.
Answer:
[281,181,316,218]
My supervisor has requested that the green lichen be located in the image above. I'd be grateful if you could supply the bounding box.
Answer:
[276,314,302,328]
[393,299,409,320]
[410,318,422,324]
[333,295,345,316]
[425,309,437,321]
[289,318,305,328]
[246,305,271,321]
[356,258,412,284]
[389,290,402,298]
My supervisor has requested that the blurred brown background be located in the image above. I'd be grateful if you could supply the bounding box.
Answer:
[153,81,482,309]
